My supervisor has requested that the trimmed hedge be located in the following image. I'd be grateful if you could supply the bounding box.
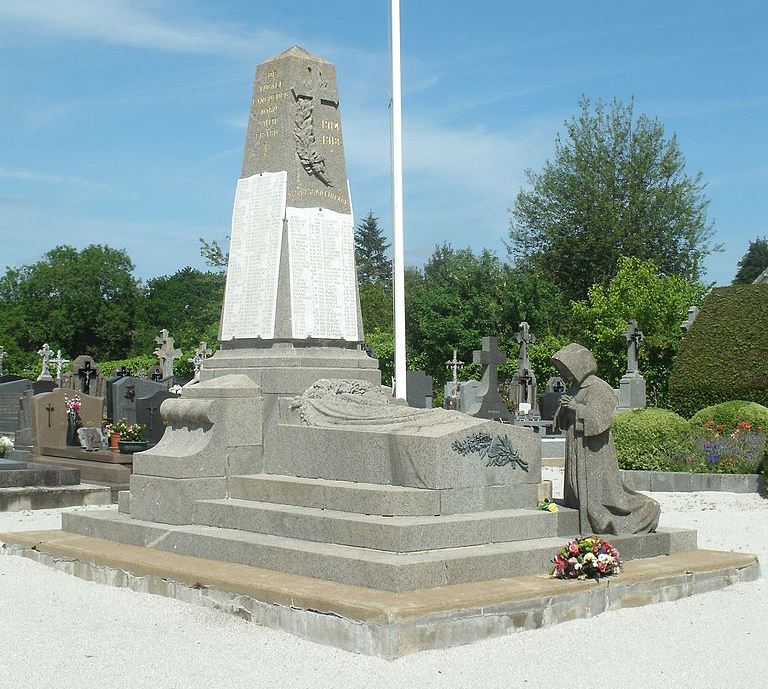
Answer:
[669,285,768,418]
[612,408,693,471]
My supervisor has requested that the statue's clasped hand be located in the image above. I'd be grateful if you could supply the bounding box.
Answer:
[559,394,578,410]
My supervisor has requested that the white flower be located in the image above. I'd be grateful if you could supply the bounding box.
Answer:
[583,553,596,562]
[573,562,582,570]
[0,436,14,451]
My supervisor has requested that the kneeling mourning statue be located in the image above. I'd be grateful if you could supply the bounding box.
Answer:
[552,343,660,535]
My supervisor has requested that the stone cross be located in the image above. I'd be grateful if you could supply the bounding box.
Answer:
[681,306,699,334]
[54,350,69,387]
[77,360,96,395]
[519,370,534,403]
[45,403,55,428]
[470,336,513,422]
[623,320,644,374]
[153,329,182,380]
[513,321,536,368]
[473,337,506,392]
[444,348,464,409]
[188,341,213,380]
[0,345,5,376]
[37,344,54,382]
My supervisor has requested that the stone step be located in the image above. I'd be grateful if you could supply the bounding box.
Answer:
[229,473,542,515]
[29,456,131,487]
[62,509,697,592]
[0,484,111,512]
[194,498,577,552]
[0,464,80,488]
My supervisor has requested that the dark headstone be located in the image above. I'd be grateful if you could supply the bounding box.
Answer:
[136,389,174,445]
[111,377,167,425]
[32,380,56,395]
[0,379,33,433]
[0,375,25,385]
[539,376,567,421]
[405,371,433,409]
[105,366,131,424]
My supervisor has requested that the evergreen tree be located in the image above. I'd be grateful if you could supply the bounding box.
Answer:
[509,97,718,301]
[354,211,391,285]
[733,237,768,284]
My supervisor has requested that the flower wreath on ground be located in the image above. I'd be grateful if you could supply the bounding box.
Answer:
[552,536,620,580]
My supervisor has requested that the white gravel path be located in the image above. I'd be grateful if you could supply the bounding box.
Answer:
[1,486,766,689]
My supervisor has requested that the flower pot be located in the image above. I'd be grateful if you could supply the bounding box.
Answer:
[110,432,122,451]
[66,413,82,447]
[117,440,148,454]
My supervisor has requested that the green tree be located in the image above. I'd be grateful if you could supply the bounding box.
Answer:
[733,237,768,284]
[355,211,391,286]
[509,96,718,301]
[0,245,140,370]
[199,237,229,271]
[570,256,708,406]
[131,267,225,356]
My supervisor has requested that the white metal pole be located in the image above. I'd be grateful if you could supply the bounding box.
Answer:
[390,0,407,400]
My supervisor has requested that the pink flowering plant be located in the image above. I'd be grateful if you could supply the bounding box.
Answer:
[552,536,620,580]
[64,395,82,416]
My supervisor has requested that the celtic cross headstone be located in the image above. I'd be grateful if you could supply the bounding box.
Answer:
[153,329,182,380]
[37,344,54,382]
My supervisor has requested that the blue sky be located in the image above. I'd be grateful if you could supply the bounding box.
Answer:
[0,0,765,286]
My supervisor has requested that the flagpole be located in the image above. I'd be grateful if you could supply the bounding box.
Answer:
[390,0,407,400]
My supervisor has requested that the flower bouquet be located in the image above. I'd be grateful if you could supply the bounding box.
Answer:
[0,435,13,458]
[552,536,620,580]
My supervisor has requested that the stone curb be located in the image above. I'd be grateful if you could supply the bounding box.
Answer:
[620,470,764,493]
[0,530,758,659]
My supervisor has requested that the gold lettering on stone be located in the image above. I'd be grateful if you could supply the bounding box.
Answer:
[321,120,340,130]
[260,117,278,128]
[258,80,283,92]
[255,130,279,140]
[256,92,289,105]
[287,187,348,206]
[259,105,278,115]
[321,135,341,146]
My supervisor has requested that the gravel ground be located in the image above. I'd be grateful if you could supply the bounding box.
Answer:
[0,483,766,689]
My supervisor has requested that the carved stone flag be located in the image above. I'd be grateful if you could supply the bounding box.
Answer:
[220,46,362,343]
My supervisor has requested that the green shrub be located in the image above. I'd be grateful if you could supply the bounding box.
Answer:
[612,407,693,471]
[689,400,768,434]
[669,285,768,417]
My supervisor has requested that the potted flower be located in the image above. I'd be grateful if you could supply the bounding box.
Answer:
[0,435,13,458]
[64,395,82,447]
[108,419,130,451]
[117,423,148,454]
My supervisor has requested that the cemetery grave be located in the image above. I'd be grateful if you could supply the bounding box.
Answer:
[0,46,757,660]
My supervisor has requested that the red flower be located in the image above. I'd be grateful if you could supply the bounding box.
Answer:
[568,541,580,556]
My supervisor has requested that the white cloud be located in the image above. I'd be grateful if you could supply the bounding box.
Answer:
[0,166,112,192]
[0,0,288,56]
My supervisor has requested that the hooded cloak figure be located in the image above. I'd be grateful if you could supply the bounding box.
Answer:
[552,343,660,535]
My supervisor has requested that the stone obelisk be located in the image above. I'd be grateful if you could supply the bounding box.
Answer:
[219,46,363,346]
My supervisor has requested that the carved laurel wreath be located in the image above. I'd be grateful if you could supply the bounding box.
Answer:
[452,432,529,471]
[294,96,332,187]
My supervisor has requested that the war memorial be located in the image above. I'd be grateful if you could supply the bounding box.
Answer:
[0,47,757,659]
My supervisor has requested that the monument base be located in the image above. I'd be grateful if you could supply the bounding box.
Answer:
[1,529,756,658]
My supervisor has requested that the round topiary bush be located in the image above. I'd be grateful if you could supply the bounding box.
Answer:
[612,408,693,471]
[689,400,768,434]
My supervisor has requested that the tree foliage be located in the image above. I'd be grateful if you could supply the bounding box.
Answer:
[570,257,708,405]
[354,211,391,286]
[131,267,225,355]
[0,245,140,371]
[509,97,718,302]
[733,237,768,284]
